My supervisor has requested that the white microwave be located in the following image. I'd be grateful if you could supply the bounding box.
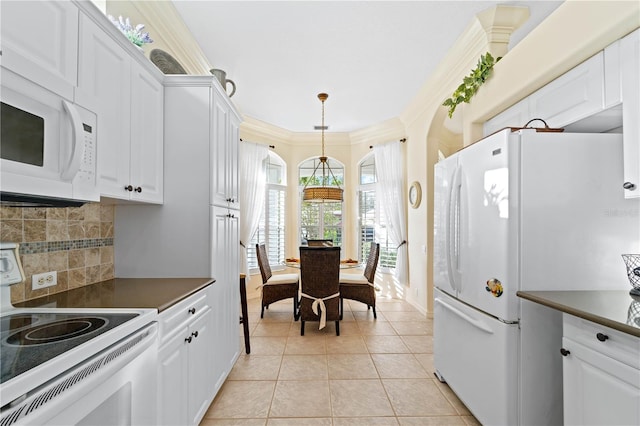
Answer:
[0,68,99,207]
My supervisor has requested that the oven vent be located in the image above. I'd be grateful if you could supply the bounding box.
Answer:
[0,406,25,426]
[0,328,150,426]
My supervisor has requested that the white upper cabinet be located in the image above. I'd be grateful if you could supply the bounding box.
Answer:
[76,12,163,203]
[130,61,164,203]
[620,30,639,198]
[210,85,241,209]
[604,29,640,198]
[0,1,78,100]
[485,30,640,198]
[529,52,604,128]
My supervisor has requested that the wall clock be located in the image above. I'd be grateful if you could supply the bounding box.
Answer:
[409,181,422,209]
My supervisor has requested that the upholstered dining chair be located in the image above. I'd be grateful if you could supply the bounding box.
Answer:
[299,246,341,336]
[339,242,380,319]
[256,244,299,320]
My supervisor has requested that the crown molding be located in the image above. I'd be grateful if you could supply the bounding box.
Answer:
[400,5,529,129]
[349,117,406,146]
[105,0,211,75]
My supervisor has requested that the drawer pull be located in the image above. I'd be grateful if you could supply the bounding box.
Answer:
[560,348,571,357]
[596,333,609,342]
[191,331,199,338]
[185,336,193,343]
[188,307,196,315]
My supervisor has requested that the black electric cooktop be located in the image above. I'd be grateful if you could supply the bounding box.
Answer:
[1,312,138,384]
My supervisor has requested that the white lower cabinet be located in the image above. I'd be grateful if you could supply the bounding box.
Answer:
[561,314,640,426]
[157,288,215,426]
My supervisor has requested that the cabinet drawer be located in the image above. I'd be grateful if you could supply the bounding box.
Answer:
[159,290,210,342]
[563,314,640,369]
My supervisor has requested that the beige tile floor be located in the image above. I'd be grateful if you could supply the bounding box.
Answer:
[201,296,481,426]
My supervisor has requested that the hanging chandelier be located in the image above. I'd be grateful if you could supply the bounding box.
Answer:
[302,93,344,203]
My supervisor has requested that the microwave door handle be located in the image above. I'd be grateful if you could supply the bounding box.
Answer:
[60,100,84,181]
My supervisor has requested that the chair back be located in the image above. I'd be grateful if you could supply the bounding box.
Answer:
[256,244,272,283]
[307,239,333,247]
[299,246,341,320]
[363,242,380,284]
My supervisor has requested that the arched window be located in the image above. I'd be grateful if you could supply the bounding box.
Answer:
[248,152,287,270]
[358,154,397,269]
[298,157,344,247]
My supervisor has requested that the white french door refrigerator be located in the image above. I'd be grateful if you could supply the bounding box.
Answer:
[433,128,640,426]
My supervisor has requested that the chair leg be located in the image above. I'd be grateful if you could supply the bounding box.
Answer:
[300,320,305,336]
[372,305,377,319]
[293,297,299,321]
[261,304,265,318]
[340,297,344,320]
[335,320,340,336]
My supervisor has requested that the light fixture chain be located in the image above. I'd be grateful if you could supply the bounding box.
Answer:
[321,96,325,158]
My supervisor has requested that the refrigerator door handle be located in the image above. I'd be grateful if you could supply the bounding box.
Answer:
[435,298,494,335]
[447,166,462,292]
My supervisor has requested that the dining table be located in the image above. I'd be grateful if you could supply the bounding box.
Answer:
[284,259,362,269]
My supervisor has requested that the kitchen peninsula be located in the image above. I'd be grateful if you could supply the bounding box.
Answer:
[518,290,640,425]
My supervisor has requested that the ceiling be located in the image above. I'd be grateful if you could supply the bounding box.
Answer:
[172,1,562,133]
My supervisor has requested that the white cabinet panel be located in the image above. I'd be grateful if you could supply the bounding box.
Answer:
[483,97,530,136]
[210,89,241,209]
[187,308,214,425]
[77,13,132,198]
[562,337,640,426]
[157,325,189,426]
[0,0,78,99]
[130,62,164,203]
[529,52,604,128]
[76,13,163,203]
[620,29,640,198]
[158,289,217,426]
[562,314,640,426]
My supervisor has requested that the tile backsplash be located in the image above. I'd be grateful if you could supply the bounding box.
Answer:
[0,202,114,304]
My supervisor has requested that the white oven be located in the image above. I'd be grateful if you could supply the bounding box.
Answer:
[0,68,99,207]
[1,244,159,426]
[0,309,158,426]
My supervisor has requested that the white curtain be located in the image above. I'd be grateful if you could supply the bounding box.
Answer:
[239,142,269,275]
[373,141,408,285]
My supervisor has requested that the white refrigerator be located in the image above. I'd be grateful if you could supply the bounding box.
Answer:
[433,128,640,425]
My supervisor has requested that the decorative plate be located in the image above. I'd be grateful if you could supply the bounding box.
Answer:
[409,181,422,209]
[149,49,187,74]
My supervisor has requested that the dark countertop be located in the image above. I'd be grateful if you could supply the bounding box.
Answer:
[15,277,215,313]
[517,290,640,338]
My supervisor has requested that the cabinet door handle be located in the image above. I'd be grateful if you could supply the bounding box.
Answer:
[560,348,570,357]
[191,331,199,338]
[188,307,196,315]
[124,185,133,192]
[623,182,636,190]
[134,186,142,193]
[596,333,609,342]
[185,336,193,343]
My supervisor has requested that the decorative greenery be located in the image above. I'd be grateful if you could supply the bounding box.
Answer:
[443,52,502,118]
[108,15,153,47]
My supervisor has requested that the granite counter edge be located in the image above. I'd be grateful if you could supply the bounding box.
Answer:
[517,291,640,338]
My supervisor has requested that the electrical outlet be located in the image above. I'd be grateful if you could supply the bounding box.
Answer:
[32,271,57,290]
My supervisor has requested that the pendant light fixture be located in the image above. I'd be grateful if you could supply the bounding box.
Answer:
[302,93,344,203]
